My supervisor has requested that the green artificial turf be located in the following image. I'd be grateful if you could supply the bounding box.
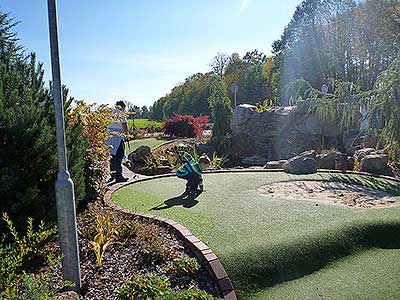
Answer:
[127,118,162,128]
[126,137,172,155]
[112,172,400,300]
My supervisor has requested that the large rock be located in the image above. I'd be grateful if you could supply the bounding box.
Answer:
[297,150,317,159]
[129,145,151,163]
[360,154,392,176]
[264,160,287,169]
[196,144,216,156]
[220,133,254,163]
[343,129,364,155]
[334,153,351,171]
[282,152,318,175]
[354,148,376,161]
[156,166,173,174]
[317,151,342,169]
[230,100,349,161]
[242,155,268,166]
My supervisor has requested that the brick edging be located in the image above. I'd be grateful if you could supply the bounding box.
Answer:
[103,180,237,300]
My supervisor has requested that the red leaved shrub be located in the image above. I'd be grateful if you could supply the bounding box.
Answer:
[163,114,209,138]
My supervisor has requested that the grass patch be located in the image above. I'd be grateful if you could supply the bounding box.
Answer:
[112,172,400,299]
[126,137,172,155]
[127,118,162,128]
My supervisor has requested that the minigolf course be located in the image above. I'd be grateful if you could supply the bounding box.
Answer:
[112,172,400,300]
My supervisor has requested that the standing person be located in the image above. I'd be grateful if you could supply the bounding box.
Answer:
[107,101,129,183]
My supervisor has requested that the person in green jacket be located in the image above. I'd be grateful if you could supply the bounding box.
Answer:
[176,151,210,194]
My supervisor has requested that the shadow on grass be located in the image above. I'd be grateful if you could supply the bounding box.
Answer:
[283,173,400,196]
[326,173,400,196]
[149,191,202,210]
[227,221,400,294]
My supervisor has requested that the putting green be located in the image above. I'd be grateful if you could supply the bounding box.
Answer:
[126,137,171,155]
[112,172,400,300]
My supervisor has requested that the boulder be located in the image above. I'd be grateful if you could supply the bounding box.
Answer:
[317,151,342,169]
[334,153,350,171]
[159,158,170,166]
[354,148,376,161]
[129,145,151,163]
[156,166,173,174]
[196,144,216,156]
[297,150,317,159]
[264,160,287,169]
[242,155,268,166]
[343,130,363,155]
[360,154,392,176]
[221,133,254,163]
[230,104,258,132]
[282,153,317,175]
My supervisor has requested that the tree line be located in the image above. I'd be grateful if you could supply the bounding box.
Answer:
[150,0,399,119]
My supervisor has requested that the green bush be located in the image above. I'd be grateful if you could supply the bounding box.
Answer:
[0,13,87,230]
[136,224,172,262]
[0,213,56,296]
[165,256,200,277]
[208,76,233,138]
[118,274,170,300]
[118,274,219,300]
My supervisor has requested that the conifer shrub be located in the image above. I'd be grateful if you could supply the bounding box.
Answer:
[0,13,87,230]
[208,76,233,138]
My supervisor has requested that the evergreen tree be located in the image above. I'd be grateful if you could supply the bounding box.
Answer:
[208,76,233,137]
[0,12,87,229]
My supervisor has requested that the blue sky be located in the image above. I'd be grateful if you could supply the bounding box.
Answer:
[0,0,301,107]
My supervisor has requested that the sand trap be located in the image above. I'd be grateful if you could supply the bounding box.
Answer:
[258,180,398,208]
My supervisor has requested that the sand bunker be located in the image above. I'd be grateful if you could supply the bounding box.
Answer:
[258,180,398,208]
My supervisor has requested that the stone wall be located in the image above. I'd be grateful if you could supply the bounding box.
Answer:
[230,100,356,161]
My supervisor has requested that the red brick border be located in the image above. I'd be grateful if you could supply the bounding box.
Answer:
[104,177,237,300]
[103,169,399,300]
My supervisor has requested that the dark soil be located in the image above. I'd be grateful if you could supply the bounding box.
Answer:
[42,201,221,299]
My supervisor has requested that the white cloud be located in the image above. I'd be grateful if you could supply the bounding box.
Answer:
[240,0,252,13]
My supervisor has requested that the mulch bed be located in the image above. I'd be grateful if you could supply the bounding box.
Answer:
[41,201,222,299]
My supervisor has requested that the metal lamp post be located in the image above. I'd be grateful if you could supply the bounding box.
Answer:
[47,0,81,290]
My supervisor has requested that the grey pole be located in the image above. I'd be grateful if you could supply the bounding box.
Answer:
[230,83,238,107]
[47,0,81,290]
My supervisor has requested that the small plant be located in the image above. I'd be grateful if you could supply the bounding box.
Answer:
[256,99,273,112]
[89,212,119,267]
[165,152,179,170]
[353,157,361,171]
[117,219,142,239]
[182,145,200,163]
[140,155,161,175]
[165,256,200,277]
[209,152,228,169]
[118,274,171,300]
[10,254,61,300]
[160,289,219,300]
[0,213,56,296]
[136,224,173,262]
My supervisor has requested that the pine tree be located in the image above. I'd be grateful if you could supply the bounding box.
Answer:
[0,12,87,230]
[208,76,233,137]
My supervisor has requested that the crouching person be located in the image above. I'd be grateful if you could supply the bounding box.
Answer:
[176,151,210,194]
